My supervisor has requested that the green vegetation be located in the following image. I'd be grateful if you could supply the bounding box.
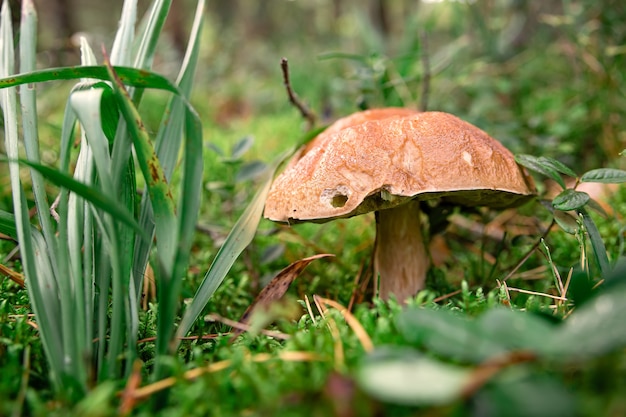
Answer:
[1,0,626,416]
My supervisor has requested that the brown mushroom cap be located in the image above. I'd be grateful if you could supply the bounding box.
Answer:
[264,109,535,223]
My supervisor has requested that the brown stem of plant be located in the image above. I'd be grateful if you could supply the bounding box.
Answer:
[503,218,555,282]
[419,30,431,112]
[281,57,316,130]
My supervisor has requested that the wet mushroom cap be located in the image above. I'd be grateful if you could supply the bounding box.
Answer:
[264,109,535,223]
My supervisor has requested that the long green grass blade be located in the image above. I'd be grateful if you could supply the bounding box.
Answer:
[132,0,203,295]
[176,148,294,341]
[133,0,171,69]
[0,65,179,92]
[0,158,147,238]
[110,0,137,66]
[0,0,66,391]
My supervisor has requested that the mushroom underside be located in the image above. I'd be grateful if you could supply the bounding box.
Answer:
[276,188,534,225]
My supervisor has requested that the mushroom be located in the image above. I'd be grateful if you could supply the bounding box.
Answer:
[264,109,535,302]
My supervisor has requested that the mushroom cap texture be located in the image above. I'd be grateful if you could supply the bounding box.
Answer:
[264,108,536,223]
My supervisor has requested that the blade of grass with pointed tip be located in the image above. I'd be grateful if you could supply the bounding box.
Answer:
[133,0,172,70]
[579,208,611,277]
[176,148,295,341]
[160,0,205,350]
[110,0,136,66]
[133,0,204,296]
[0,0,66,390]
[104,55,182,376]
[0,65,179,92]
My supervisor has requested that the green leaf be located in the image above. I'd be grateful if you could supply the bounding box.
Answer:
[579,208,610,277]
[552,189,590,211]
[0,65,179,93]
[536,156,577,178]
[0,210,17,240]
[581,168,626,184]
[552,283,626,359]
[357,347,472,406]
[236,160,268,183]
[230,135,254,160]
[553,210,579,234]
[477,308,559,355]
[473,371,577,417]
[515,154,569,189]
[397,308,508,363]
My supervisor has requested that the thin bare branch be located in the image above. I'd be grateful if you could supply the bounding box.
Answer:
[281,57,316,129]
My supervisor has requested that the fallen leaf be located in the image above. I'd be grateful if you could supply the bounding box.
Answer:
[0,262,25,287]
[233,253,334,337]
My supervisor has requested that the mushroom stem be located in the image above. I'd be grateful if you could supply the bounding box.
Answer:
[374,199,430,302]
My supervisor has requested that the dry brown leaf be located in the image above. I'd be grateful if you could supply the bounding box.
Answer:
[233,253,334,337]
[0,262,25,287]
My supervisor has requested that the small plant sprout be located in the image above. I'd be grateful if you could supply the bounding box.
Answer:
[516,154,626,277]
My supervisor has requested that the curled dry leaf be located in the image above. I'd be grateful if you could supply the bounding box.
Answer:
[232,253,334,338]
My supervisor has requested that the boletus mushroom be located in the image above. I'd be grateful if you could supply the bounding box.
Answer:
[264,109,535,302]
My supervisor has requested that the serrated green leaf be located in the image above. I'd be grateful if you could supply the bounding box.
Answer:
[536,156,577,178]
[581,168,626,184]
[552,189,590,211]
[515,154,566,189]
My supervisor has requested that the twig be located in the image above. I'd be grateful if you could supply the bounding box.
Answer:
[207,313,291,341]
[126,351,321,402]
[505,286,568,301]
[119,360,143,416]
[136,334,221,344]
[503,219,555,282]
[431,289,462,304]
[281,57,316,129]
[419,30,431,112]
[0,262,25,287]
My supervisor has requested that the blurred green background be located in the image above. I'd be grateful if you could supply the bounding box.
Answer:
[28,0,626,166]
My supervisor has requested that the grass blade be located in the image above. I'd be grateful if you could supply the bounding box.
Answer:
[0,65,180,92]
[0,0,67,391]
[176,148,294,341]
